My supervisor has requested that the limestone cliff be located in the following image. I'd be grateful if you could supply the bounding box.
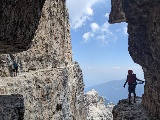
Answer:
[1,0,72,74]
[0,0,46,53]
[0,62,86,120]
[109,0,160,119]
[0,94,24,120]
[0,0,86,119]
[84,89,114,120]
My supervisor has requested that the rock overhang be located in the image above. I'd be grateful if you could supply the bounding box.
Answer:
[109,0,160,118]
[0,0,46,54]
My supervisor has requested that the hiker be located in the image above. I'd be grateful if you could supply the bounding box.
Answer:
[12,61,18,76]
[123,70,144,104]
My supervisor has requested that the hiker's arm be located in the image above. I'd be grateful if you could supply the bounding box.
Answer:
[123,79,128,88]
[136,78,145,84]
[136,78,143,81]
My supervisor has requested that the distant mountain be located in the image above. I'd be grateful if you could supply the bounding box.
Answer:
[104,97,110,106]
[85,79,144,104]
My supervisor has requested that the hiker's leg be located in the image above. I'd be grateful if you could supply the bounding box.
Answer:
[13,66,18,76]
[128,86,130,99]
[16,68,18,76]
[133,86,136,103]
[129,92,131,104]
[134,93,136,103]
[13,69,15,76]
[128,86,131,104]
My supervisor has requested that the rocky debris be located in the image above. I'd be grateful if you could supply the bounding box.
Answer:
[112,97,159,120]
[0,0,46,53]
[84,89,114,120]
[109,0,160,118]
[0,94,24,120]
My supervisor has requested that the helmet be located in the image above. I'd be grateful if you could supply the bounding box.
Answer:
[128,70,133,75]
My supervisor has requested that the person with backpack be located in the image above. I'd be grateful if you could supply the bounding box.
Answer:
[12,60,18,77]
[123,70,144,104]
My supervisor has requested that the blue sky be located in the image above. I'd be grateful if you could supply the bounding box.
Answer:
[66,0,144,87]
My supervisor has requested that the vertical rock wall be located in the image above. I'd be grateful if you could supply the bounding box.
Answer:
[0,0,72,76]
[0,94,24,120]
[0,0,45,53]
[13,0,72,72]
[109,0,160,118]
[0,0,87,119]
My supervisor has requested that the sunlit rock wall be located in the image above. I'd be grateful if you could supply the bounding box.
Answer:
[0,62,86,120]
[12,0,72,72]
[0,0,72,77]
[109,0,160,118]
[0,0,87,119]
[84,89,114,120]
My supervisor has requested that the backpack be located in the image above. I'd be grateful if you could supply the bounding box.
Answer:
[127,74,136,84]
[13,62,18,68]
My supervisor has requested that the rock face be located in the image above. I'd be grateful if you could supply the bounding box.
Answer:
[0,0,87,119]
[84,89,114,120]
[112,97,159,120]
[0,0,72,76]
[0,94,24,120]
[0,0,45,53]
[109,0,126,23]
[109,0,160,119]
[0,62,86,120]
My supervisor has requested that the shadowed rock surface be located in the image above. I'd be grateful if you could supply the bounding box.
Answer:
[109,0,160,119]
[109,0,126,23]
[112,97,159,120]
[0,94,24,120]
[0,0,45,53]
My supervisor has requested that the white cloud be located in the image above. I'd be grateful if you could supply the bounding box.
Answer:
[104,13,109,18]
[90,22,100,32]
[101,21,110,32]
[86,7,93,15]
[115,24,128,35]
[66,0,103,30]
[123,26,128,35]
[114,67,121,69]
[115,29,121,32]
[82,21,117,45]
[133,67,141,69]
[67,0,116,45]
[82,32,94,43]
